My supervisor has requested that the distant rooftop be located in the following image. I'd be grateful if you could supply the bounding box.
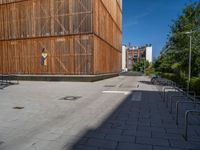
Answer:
[124,44,152,50]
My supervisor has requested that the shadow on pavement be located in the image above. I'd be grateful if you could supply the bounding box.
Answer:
[62,90,200,150]
[138,81,153,85]
[0,82,18,90]
[120,72,144,76]
[0,75,19,90]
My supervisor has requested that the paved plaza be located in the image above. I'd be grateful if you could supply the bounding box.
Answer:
[0,75,200,150]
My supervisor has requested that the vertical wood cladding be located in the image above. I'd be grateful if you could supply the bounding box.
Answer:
[0,0,122,75]
[0,0,92,40]
[93,35,121,74]
[93,0,122,50]
[0,35,93,75]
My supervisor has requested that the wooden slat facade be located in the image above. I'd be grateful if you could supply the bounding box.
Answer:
[0,0,122,75]
[0,0,24,4]
[0,0,92,40]
[93,0,122,50]
[93,35,121,74]
[0,35,93,75]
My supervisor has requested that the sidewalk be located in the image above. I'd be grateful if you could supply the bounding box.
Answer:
[70,77,200,150]
[0,76,199,150]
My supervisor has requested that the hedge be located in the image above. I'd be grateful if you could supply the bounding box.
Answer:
[190,77,200,95]
[161,73,200,95]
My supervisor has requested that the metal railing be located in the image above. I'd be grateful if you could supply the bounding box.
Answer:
[152,76,199,141]
[0,74,19,89]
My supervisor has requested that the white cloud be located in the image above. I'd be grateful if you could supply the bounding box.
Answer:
[123,12,150,28]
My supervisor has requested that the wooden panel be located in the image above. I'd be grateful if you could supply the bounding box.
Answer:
[0,42,2,74]
[74,35,93,75]
[100,0,122,30]
[117,0,122,10]
[0,0,25,5]
[0,35,93,75]
[93,0,122,51]
[93,35,121,74]
[0,0,122,76]
[0,0,92,40]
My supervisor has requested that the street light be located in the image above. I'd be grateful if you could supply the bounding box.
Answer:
[184,30,192,92]
[161,29,198,92]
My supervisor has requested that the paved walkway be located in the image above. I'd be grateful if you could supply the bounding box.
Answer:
[0,76,200,150]
[70,78,200,150]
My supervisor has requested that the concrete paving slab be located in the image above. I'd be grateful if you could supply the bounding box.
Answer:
[0,75,200,150]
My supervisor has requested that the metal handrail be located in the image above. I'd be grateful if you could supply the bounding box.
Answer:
[183,110,200,141]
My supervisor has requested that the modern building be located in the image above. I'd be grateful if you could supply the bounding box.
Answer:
[121,45,127,72]
[145,46,153,63]
[0,0,122,80]
[122,44,153,70]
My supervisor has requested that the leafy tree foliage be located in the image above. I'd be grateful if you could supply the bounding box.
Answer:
[155,2,200,77]
[133,59,150,72]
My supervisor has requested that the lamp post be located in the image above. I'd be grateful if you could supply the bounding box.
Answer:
[162,29,197,92]
[184,30,192,92]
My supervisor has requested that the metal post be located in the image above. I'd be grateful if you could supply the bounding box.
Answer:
[1,46,3,85]
[176,102,179,125]
[184,111,190,141]
[187,32,192,92]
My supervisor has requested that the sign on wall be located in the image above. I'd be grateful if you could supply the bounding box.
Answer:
[41,48,48,66]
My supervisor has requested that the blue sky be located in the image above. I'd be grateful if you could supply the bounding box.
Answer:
[122,0,199,58]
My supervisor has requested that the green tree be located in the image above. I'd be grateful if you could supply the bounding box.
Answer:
[133,59,150,72]
[155,2,200,77]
